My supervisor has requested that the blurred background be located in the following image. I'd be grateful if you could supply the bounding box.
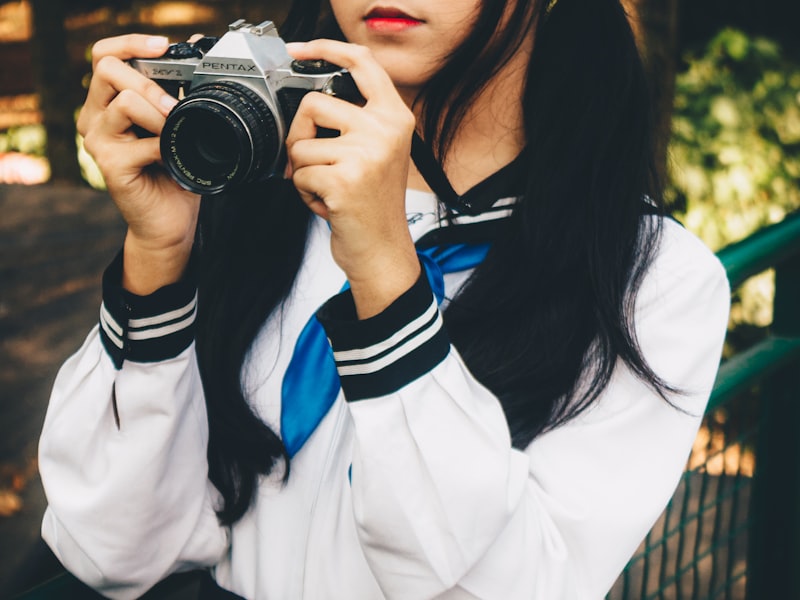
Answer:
[0,0,798,597]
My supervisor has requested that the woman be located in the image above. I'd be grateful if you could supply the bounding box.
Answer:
[38,0,730,598]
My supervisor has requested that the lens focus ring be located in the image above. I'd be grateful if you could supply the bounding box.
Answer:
[161,81,281,194]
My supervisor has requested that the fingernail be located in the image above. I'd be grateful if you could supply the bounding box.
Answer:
[147,35,169,48]
[283,161,293,180]
[285,42,305,53]
[160,94,178,112]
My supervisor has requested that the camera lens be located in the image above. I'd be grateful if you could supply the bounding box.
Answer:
[160,81,281,194]
[178,111,239,179]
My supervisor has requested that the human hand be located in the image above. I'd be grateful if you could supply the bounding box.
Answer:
[285,40,421,318]
[77,34,201,294]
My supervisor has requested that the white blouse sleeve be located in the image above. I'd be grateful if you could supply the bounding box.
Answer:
[317,221,730,599]
[38,254,229,600]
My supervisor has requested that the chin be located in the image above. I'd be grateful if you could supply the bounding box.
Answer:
[373,58,438,93]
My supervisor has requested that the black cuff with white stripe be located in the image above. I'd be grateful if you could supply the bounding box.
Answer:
[99,250,197,369]
[316,271,450,402]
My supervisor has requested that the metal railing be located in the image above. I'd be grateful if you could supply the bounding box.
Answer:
[608,210,800,600]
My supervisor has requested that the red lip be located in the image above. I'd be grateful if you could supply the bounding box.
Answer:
[364,6,423,32]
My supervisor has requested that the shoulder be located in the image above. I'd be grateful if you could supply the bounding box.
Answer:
[637,216,730,314]
[658,216,726,277]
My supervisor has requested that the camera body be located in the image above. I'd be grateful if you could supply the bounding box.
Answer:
[129,19,363,195]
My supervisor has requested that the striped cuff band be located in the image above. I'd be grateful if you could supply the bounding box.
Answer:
[317,272,450,401]
[99,250,197,369]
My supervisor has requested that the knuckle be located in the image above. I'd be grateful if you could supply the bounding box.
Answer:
[76,109,89,136]
[292,96,312,121]
[94,54,118,77]
[90,40,107,65]
[296,92,313,113]
[115,88,138,111]
[350,45,375,65]
[284,135,296,153]
[300,91,324,111]
[336,166,361,189]
[290,165,306,185]
[352,146,374,166]
[285,139,300,161]
[351,44,372,60]
[82,130,100,158]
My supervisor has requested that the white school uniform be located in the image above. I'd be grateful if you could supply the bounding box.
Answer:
[39,187,730,600]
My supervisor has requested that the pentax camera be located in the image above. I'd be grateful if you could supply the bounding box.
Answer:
[129,19,364,195]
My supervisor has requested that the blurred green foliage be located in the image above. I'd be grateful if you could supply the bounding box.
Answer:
[670,28,800,248]
[76,128,105,190]
[0,124,46,156]
[668,28,800,330]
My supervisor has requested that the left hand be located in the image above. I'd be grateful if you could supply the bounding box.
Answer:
[285,39,421,319]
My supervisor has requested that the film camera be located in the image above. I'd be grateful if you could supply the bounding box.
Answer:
[129,19,364,195]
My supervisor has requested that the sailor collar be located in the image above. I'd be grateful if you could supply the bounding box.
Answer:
[411,146,528,249]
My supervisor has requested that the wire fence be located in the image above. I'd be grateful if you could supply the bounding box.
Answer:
[607,393,758,600]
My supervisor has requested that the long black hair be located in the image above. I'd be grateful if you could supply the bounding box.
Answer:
[195,0,672,525]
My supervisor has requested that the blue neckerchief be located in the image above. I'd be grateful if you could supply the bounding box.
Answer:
[280,243,490,457]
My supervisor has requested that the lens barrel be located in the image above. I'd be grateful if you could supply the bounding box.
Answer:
[160,81,280,194]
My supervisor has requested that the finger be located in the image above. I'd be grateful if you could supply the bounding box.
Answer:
[78,56,178,136]
[292,163,339,207]
[285,40,396,103]
[290,164,331,219]
[286,137,342,171]
[86,130,162,176]
[285,92,361,149]
[91,34,170,69]
[107,89,169,137]
[84,89,167,164]
[95,55,178,115]
[298,190,330,221]
[187,33,205,44]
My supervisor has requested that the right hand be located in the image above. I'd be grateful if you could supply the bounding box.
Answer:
[77,34,201,294]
